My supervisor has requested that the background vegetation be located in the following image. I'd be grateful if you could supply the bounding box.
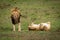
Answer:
[0,0,60,40]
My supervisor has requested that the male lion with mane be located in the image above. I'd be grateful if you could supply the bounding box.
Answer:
[11,7,21,32]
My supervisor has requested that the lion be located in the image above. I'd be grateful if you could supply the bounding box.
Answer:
[11,7,21,32]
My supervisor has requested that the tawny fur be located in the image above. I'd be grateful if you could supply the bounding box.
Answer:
[11,7,20,20]
[40,22,50,31]
[28,22,51,31]
[28,23,40,30]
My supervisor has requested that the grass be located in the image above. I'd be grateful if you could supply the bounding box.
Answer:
[0,0,60,40]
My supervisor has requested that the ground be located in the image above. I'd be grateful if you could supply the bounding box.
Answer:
[0,0,60,40]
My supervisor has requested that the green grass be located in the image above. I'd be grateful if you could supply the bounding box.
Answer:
[0,0,60,40]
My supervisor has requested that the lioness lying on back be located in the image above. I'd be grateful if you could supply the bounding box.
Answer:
[28,22,50,31]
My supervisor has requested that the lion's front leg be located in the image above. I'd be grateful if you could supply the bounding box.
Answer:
[18,23,21,32]
[13,24,15,31]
